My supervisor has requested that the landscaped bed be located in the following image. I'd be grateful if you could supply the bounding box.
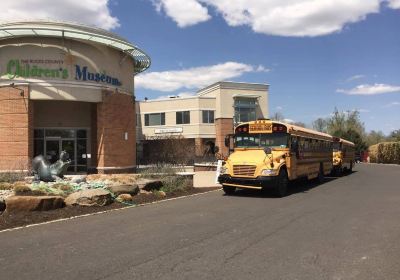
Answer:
[0,186,218,231]
[0,170,220,231]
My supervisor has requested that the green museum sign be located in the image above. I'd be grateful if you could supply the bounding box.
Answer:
[6,59,69,79]
[4,59,122,86]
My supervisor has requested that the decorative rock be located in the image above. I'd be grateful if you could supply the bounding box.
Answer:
[137,179,163,192]
[106,184,139,196]
[157,191,167,198]
[64,189,112,207]
[116,194,133,202]
[0,198,5,212]
[5,196,64,212]
[140,189,152,195]
[70,175,87,184]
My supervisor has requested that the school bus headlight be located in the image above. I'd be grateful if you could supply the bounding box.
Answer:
[261,169,277,176]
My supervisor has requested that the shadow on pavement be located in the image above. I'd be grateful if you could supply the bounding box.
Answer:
[225,170,357,198]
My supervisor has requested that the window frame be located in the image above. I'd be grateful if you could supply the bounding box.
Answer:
[202,110,215,124]
[144,113,165,126]
[176,111,190,124]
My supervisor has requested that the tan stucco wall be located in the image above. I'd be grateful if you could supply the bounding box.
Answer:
[137,82,269,140]
[0,37,135,102]
[137,96,216,139]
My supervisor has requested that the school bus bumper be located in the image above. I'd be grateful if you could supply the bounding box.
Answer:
[218,174,278,190]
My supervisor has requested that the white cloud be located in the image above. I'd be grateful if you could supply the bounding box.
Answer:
[152,0,210,27]
[0,0,119,30]
[383,101,400,107]
[337,83,400,95]
[136,62,268,92]
[151,0,396,37]
[387,0,400,8]
[276,106,283,110]
[347,74,365,82]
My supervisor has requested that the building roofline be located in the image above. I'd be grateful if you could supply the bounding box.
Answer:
[137,95,216,103]
[197,81,269,96]
[0,20,151,74]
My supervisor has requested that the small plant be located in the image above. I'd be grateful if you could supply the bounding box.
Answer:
[138,164,178,179]
[53,183,74,193]
[0,182,13,190]
[13,184,33,195]
[160,176,192,193]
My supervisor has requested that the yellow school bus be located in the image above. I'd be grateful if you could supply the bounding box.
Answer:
[332,137,355,175]
[218,120,333,197]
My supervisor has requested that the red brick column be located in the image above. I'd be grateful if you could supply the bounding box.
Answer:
[215,118,233,157]
[96,91,136,173]
[0,85,33,172]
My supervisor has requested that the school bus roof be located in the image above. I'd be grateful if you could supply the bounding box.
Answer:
[239,120,334,141]
[333,137,355,146]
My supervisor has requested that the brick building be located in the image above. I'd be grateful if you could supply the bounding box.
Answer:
[136,81,269,163]
[0,21,150,173]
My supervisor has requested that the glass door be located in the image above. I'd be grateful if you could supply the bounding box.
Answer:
[61,139,75,172]
[45,140,60,164]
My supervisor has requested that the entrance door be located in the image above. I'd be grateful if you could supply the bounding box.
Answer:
[46,140,60,164]
[62,139,75,172]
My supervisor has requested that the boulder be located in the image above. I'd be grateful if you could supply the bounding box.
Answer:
[0,198,5,212]
[137,179,163,191]
[65,189,112,207]
[116,194,133,202]
[106,184,139,196]
[157,191,167,198]
[5,196,64,212]
[70,175,87,184]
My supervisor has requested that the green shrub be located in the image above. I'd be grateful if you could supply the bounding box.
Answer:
[0,171,27,183]
[0,182,13,190]
[14,184,33,195]
[160,176,192,193]
[138,164,178,179]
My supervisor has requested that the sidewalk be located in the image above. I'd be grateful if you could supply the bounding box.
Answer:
[193,171,221,188]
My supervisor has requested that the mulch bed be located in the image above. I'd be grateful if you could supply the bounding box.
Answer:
[0,187,219,231]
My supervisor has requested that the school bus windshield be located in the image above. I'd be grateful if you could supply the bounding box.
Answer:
[234,133,289,148]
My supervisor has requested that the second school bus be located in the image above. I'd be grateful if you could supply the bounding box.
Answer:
[332,137,355,175]
[218,120,334,197]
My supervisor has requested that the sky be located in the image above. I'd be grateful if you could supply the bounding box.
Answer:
[1,0,400,134]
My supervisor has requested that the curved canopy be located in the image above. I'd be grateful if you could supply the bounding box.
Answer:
[0,21,151,74]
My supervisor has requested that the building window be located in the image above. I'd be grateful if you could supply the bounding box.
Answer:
[176,111,190,124]
[145,113,165,126]
[234,97,257,123]
[202,110,215,123]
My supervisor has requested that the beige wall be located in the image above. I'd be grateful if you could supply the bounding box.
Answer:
[137,96,216,139]
[198,82,268,119]
[0,37,135,102]
[137,82,269,141]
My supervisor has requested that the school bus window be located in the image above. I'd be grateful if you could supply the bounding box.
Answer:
[235,133,288,148]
